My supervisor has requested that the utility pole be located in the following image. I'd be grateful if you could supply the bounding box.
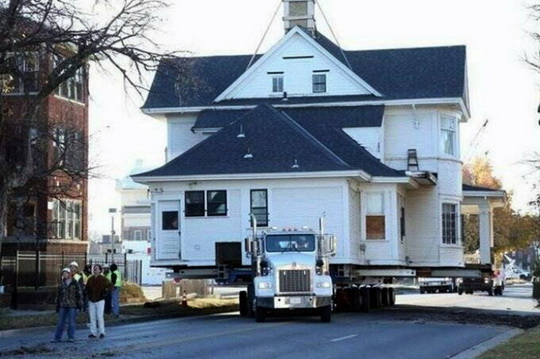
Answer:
[109,208,117,262]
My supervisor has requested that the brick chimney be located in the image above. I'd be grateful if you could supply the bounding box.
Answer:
[283,0,316,36]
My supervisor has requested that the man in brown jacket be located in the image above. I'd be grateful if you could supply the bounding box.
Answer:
[85,264,113,339]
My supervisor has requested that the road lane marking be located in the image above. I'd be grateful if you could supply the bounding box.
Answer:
[330,334,358,342]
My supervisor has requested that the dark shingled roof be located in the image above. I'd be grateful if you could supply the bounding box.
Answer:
[134,105,403,178]
[143,29,466,110]
[192,106,384,130]
[462,184,502,192]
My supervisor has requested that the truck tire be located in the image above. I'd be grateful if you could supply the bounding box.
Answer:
[255,307,266,323]
[381,288,389,306]
[360,287,370,313]
[388,288,396,305]
[239,291,248,316]
[247,285,255,318]
[370,287,382,308]
[351,287,362,312]
[488,288,493,296]
[320,305,332,323]
[458,288,463,295]
[420,288,425,294]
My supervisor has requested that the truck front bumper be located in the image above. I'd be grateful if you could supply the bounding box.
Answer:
[257,295,332,309]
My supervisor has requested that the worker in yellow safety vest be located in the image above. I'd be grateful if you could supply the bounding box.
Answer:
[109,263,122,317]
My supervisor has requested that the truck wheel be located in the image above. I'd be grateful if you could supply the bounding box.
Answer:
[239,291,248,316]
[420,288,425,294]
[488,288,493,296]
[320,305,332,323]
[458,288,463,295]
[351,287,362,312]
[255,307,266,323]
[388,288,396,305]
[370,287,382,308]
[247,285,255,318]
[381,288,389,306]
[360,287,370,313]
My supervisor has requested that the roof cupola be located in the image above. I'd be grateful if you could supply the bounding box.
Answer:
[283,0,316,35]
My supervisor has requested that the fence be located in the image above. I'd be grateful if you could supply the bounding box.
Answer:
[0,251,143,290]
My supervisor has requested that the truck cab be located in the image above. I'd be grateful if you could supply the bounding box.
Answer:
[241,219,336,322]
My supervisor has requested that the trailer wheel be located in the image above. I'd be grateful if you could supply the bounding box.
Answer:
[255,307,266,323]
[360,287,370,313]
[370,287,382,308]
[351,287,362,312]
[239,291,248,316]
[458,288,463,295]
[320,305,332,323]
[488,288,493,296]
[388,288,396,305]
[381,288,389,306]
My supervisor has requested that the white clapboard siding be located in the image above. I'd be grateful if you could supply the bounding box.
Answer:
[167,113,208,161]
[225,33,372,99]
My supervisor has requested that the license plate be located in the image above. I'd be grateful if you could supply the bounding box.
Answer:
[290,297,301,304]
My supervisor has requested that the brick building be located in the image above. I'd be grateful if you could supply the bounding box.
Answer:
[1,49,89,257]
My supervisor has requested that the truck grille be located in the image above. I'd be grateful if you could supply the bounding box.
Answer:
[279,270,310,293]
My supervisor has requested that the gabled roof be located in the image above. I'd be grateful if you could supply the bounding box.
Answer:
[192,105,383,131]
[134,105,403,179]
[143,30,467,111]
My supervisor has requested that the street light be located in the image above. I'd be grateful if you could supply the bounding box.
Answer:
[109,208,117,261]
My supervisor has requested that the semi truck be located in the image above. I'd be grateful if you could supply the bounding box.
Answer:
[239,215,335,322]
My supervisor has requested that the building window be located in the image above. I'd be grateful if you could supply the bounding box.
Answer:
[147,229,152,241]
[133,229,143,241]
[185,190,227,217]
[272,75,283,93]
[441,115,456,156]
[0,52,39,93]
[52,199,82,239]
[185,191,205,217]
[312,73,327,93]
[366,192,385,240]
[250,189,268,227]
[442,203,458,245]
[207,190,227,216]
[54,55,85,102]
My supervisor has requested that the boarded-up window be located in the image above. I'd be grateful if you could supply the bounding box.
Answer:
[366,192,385,240]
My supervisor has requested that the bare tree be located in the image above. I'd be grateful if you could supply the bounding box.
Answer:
[0,0,180,255]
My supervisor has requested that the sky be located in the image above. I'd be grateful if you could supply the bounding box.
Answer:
[88,0,540,234]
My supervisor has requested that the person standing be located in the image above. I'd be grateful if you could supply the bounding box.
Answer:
[109,263,122,317]
[85,264,113,339]
[103,264,112,314]
[52,268,83,343]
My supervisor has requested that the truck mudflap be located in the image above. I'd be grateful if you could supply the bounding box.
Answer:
[257,295,332,309]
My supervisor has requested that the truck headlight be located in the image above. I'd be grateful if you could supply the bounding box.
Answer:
[258,282,272,289]
[316,282,332,289]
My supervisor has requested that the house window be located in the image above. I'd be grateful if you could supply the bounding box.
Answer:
[442,203,458,245]
[133,229,143,241]
[185,190,227,217]
[162,211,179,230]
[52,199,82,239]
[185,191,205,217]
[272,75,283,93]
[207,190,227,216]
[312,73,326,93]
[250,189,268,227]
[441,115,456,156]
[366,192,385,240]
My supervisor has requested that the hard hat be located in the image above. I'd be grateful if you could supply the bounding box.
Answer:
[69,261,79,268]
[61,267,71,274]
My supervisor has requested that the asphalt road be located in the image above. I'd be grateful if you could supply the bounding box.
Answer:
[0,283,536,358]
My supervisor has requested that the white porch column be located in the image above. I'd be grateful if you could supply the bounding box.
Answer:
[478,203,492,264]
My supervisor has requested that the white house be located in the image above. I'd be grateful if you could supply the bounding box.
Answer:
[133,0,504,278]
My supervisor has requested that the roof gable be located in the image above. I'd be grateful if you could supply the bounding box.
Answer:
[214,27,381,102]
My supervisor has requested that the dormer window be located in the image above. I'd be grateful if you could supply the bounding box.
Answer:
[312,73,327,93]
[272,75,283,93]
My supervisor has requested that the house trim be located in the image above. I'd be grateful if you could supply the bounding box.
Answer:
[143,97,469,120]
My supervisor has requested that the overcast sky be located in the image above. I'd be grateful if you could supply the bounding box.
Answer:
[88,0,540,233]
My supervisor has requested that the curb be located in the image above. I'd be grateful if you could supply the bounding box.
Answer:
[450,328,523,359]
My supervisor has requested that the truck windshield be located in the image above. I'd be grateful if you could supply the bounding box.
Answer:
[265,234,316,252]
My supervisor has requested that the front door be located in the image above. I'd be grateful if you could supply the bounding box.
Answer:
[157,200,181,260]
